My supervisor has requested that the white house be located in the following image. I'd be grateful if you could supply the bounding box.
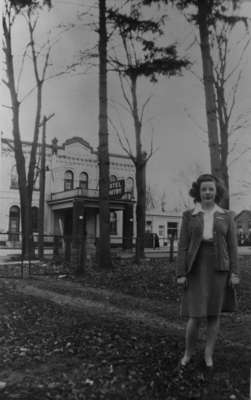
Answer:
[145,208,182,247]
[0,135,136,252]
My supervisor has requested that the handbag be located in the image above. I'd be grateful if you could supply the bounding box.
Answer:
[221,283,237,313]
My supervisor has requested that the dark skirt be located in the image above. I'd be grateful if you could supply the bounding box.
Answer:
[181,241,229,318]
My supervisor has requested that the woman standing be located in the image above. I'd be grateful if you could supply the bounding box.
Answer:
[176,174,240,368]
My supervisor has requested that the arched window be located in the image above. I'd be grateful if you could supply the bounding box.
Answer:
[110,211,117,235]
[79,172,88,190]
[10,165,18,189]
[9,206,20,241]
[32,206,39,232]
[125,177,134,197]
[110,175,117,182]
[64,170,74,191]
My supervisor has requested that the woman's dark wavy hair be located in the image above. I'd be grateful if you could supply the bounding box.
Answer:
[189,174,227,204]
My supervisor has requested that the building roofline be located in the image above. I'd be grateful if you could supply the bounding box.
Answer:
[61,136,94,152]
[2,136,132,160]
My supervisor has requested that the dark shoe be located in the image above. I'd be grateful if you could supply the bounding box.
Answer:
[204,360,214,374]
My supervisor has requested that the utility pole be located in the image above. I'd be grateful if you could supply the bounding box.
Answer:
[38,113,54,259]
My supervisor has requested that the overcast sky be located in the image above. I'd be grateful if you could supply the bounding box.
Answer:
[1,0,251,213]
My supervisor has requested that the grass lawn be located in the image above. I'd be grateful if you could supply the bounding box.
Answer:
[0,256,250,399]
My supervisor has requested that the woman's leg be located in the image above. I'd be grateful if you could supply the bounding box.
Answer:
[204,315,220,366]
[181,317,201,365]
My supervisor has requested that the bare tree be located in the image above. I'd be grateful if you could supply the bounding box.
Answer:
[146,184,159,210]
[107,2,189,263]
[143,0,249,208]
[2,0,53,257]
[181,3,250,208]
[2,0,76,257]
[211,15,250,207]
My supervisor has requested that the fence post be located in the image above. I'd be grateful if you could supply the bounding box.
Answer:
[53,235,60,258]
[169,235,174,262]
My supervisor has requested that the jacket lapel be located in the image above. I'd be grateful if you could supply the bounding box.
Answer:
[197,212,204,235]
[191,211,204,236]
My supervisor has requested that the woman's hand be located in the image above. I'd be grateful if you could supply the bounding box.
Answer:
[229,273,240,287]
[177,276,188,288]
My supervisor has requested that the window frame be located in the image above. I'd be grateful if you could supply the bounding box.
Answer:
[10,165,19,189]
[167,221,178,239]
[79,172,88,190]
[110,211,117,235]
[8,205,20,241]
[158,224,165,237]
[64,170,74,191]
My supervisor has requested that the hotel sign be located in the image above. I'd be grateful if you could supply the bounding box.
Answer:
[109,179,125,199]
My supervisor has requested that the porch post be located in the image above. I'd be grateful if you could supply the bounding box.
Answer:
[122,204,133,249]
[71,199,86,274]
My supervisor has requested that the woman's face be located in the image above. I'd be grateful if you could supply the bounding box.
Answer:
[200,180,217,206]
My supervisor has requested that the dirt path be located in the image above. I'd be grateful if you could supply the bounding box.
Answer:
[5,278,250,351]
[15,281,184,334]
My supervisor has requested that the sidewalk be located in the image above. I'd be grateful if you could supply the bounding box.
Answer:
[1,246,250,266]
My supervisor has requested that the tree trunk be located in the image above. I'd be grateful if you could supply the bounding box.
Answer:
[131,76,146,264]
[27,81,42,202]
[98,0,112,269]
[3,16,32,258]
[19,186,33,258]
[198,0,222,179]
[215,84,230,209]
[38,117,46,259]
[135,160,146,264]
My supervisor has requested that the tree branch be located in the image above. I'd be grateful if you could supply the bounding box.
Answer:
[17,42,30,94]
[229,147,251,166]
[140,94,152,124]
[41,45,51,81]
[2,104,13,110]
[108,117,136,163]
[118,72,133,114]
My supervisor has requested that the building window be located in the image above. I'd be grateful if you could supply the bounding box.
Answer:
[125,177,134,197]
[110,175,117,182]
[167,222,178,239]
[145,220,152,233]
[32,206,39,233]
[79,172,88,189]
[8,206,20,241]
[64,170,74,191]
[110,211,117,235]
[10,165,18,189]
[158,225,165,237]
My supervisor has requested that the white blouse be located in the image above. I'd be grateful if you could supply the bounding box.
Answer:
[192,203,225,240]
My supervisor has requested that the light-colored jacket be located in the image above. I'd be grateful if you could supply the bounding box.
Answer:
[176,208,239,277]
